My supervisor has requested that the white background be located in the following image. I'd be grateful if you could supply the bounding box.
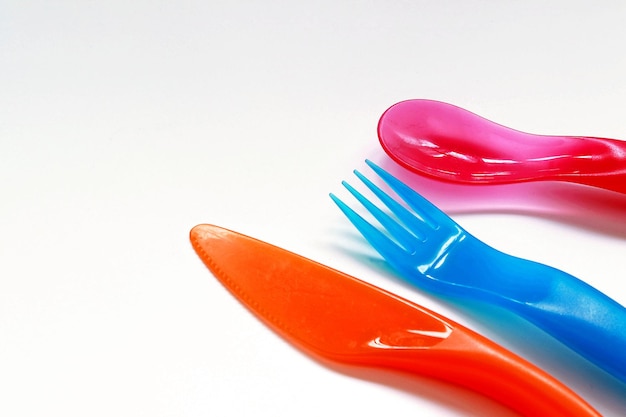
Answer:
[2,1,626,416]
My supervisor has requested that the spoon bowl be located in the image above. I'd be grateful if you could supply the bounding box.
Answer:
[378,99,626,194]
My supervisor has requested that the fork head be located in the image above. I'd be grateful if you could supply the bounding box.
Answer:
[330,160,468,290]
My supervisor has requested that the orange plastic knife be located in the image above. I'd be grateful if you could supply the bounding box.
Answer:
[190,224,600,417]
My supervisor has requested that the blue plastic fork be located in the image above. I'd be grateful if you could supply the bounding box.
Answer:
[331,159,626,383]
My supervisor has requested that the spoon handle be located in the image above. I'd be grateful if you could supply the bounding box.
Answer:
[562,138,626,194]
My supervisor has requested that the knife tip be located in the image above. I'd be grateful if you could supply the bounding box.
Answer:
[190,224,232,242]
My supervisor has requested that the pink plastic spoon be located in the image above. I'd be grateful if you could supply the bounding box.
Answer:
[378,99,626,194]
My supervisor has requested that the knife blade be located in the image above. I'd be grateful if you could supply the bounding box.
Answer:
[190,223,600,417]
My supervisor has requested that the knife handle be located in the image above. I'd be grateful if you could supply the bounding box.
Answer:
[367,326,601,417]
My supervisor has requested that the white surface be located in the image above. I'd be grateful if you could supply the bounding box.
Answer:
[2,1,626,416]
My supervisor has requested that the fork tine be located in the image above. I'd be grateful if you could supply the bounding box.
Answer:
[365,159,453,227]
[352,170,433,240]
[330,193,411,266]
[340,180,420,252]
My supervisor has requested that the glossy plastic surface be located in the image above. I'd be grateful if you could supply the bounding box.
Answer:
[332,160,626,383]
[378,99,626,194]
[190,224,600,417]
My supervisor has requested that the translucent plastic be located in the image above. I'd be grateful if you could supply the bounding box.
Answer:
[190,224,601,417]
[332,161,626,383]
[378,99,626,194]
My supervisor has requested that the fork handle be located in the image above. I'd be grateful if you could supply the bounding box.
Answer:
[504,262,626,382]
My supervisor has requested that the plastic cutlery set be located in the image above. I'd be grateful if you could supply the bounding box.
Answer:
[191,100,626,416]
